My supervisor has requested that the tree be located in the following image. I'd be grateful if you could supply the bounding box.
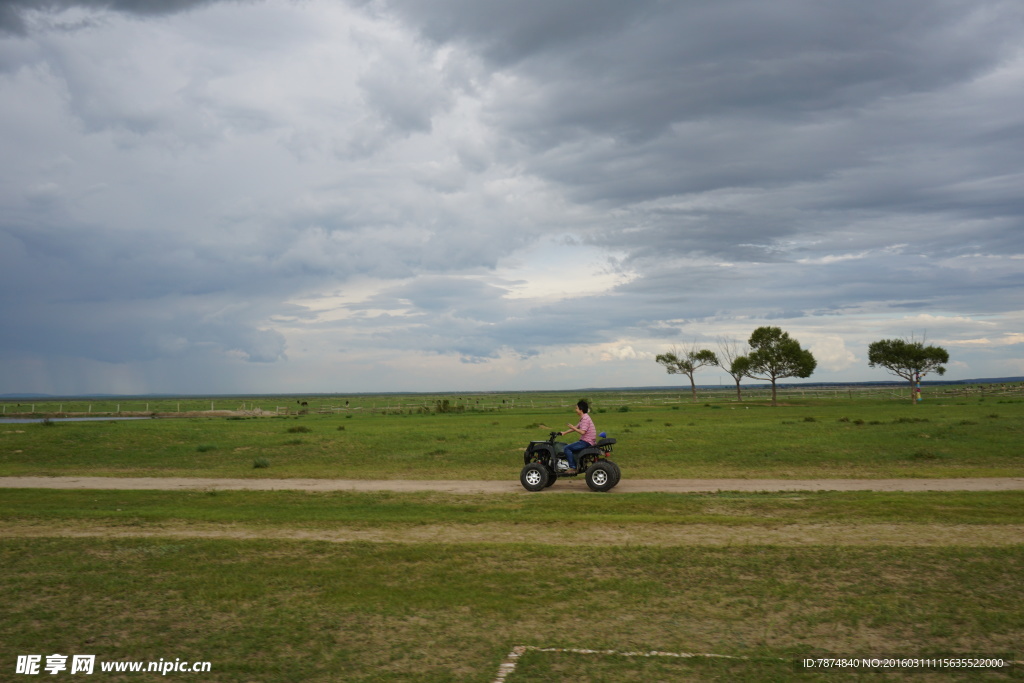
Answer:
[745,326,817,406]
[867,337,949,403]
[656,344,719,402]
[716,337,751,402]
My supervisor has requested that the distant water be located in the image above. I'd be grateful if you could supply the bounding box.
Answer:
[0,417,153,424]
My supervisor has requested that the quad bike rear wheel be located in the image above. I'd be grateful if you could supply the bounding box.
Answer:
[585,460,617,492]
[605,459,621,487]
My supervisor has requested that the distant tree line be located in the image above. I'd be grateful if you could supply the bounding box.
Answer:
[657,327,949,406]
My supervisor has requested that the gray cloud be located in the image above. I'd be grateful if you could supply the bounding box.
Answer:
[0,0,227,35]
[1,0,1022,393]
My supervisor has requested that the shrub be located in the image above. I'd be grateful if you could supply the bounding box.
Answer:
[196,444,217,452]
[253,458,270,469]
[910,449,938,461]
[287,426,312,433]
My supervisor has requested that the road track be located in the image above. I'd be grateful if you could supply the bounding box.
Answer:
[2,476,1023,493]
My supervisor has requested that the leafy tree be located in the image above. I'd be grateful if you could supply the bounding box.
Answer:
[867,337,949,403]
[656,345,719,402]
[746,326,817,406]
[716,337,751,402]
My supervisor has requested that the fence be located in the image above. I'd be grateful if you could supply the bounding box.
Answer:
[3,383,1021,418]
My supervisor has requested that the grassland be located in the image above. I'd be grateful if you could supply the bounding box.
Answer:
[1,537,1020,681]
[2,391,1023,479]
[1,389,1022,680]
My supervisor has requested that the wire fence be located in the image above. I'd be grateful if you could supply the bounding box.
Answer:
[3,382,1021,418]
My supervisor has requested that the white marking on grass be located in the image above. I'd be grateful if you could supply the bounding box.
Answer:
[492,645,755,682]
[494,647,1024,680]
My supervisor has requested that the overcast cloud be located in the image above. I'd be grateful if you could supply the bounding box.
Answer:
[1,0,1022,394]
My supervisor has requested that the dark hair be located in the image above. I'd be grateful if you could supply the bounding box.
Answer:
[577,400,589,413]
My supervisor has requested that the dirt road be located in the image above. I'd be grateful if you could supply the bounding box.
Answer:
[4,476,1022,546]
[2,476,1023,493]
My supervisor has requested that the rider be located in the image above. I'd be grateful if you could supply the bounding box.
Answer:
[560,400,597,474]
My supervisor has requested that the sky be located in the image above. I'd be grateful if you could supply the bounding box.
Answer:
[1,0,1022,395]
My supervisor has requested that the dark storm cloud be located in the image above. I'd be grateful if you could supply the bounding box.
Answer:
[378,0,659,66]
[391,0,1021,134]
[380,0,1024,274]
[1,220,287,364]
[0,0,228,34]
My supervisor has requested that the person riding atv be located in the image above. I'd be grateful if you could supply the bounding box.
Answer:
[557,399,597,474]
[519,412,621,492]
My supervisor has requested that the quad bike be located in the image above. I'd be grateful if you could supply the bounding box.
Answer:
[520,431,621,492]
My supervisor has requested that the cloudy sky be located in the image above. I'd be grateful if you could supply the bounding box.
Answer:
[1,0,1022,395]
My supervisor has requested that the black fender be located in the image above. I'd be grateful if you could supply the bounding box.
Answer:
[524,442,555,466]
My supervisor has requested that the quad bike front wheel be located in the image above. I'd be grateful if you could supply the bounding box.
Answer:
[520,462,550,492]
[585,460,617,492]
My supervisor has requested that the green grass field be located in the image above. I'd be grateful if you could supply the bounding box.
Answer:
[2,391,1023,479]
[1,389,1022,680]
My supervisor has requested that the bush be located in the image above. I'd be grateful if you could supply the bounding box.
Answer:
[287,426,312,433]
[910,449,938,461]
[253,458,270,469]
[196,444,217,452]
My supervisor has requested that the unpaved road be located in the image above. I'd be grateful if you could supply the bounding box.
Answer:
[3,521,1022,546]
[2,476,1023,493]
[3,476,1022,546]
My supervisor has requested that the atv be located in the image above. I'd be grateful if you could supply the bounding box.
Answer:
[520,431,621,492]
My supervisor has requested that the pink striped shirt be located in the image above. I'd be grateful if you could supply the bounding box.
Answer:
[576,413,597,445]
